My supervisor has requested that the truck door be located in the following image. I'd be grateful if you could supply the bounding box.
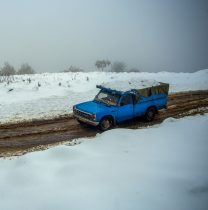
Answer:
[134,95,154,117]
[117,94,134,122]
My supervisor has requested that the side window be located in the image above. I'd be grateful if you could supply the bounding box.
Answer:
[120,95,132,106]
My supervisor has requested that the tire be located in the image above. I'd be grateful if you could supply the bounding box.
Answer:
[99,117,113,131]
[144,107,156,122]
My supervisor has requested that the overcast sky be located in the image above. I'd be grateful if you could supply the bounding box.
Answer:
[0,0,207,72]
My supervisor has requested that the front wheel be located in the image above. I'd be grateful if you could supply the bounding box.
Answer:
[99,117,113,131]
[144,107,156,122]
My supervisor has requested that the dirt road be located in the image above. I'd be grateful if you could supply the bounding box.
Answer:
[0,90,208,157]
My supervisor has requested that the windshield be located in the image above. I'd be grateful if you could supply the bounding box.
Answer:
[94,90,121,106]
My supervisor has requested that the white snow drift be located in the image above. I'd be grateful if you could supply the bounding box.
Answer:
[0,115,208,210]
[0,69,208,123]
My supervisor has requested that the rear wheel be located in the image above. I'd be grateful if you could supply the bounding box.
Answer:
[144,107,156,122]
[99,117,113,131]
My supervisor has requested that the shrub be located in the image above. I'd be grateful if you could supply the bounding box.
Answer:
[17,63,35,75]
[111,62,126,72]
[63,66,84,72]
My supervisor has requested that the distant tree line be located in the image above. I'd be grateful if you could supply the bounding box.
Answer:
[63,60,140,73]
[94,59,140,72]
[0,62,36,76]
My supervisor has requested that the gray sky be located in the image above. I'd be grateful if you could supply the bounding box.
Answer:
[0,0,207,72]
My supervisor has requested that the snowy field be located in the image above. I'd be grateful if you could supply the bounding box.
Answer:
[0,115,207,210]
[0,70,208,123]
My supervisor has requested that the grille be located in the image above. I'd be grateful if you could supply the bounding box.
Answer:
[74,109,94,120]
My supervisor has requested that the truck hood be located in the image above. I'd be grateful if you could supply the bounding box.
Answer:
[75,100,112,114]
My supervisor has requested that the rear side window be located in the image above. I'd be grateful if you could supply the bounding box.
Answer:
[120,95,132,106]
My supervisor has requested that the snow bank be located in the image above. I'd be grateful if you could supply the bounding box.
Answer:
[0,70,208,123]
[0,115,208,210]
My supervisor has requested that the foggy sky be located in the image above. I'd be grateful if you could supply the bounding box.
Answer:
[0,0,207,73]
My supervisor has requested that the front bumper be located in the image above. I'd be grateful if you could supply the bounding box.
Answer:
[73,113,99,126]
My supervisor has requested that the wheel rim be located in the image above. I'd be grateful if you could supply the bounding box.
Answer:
[101,119,111,130]
[147,110,154,120]
[148,111,154,119]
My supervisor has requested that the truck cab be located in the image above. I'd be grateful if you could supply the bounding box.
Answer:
[73,81,169,131]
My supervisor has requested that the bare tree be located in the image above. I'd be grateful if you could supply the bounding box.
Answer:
[17,63,35,75]
[111,62,126,72]
[95,60,111,71]
[0,62,16,76]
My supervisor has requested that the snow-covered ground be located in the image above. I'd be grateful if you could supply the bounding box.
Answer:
[0,70,208,123]
[0,115,207,210]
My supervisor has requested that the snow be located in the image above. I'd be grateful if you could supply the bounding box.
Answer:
[100,79,161,92]
[0,69,208,123]
[0,115,208,210]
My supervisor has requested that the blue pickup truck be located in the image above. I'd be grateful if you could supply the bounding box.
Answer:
[73,81,169,131]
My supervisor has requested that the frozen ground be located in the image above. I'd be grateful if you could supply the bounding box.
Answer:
[0,115,207,210]
[0,70,208,123]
